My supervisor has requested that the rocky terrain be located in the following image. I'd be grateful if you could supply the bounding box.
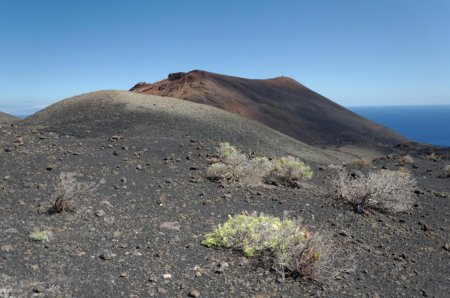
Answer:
[0,90,449,297]
[0,112,18,125]
[130,71,406,147]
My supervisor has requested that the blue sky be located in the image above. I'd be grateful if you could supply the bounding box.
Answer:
[0,0,449,115]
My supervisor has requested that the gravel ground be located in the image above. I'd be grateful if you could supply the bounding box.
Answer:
[1,91,449,297]
[0,112,18,125]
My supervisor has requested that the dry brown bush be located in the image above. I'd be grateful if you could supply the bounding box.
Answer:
[334,169,416,213]
[444,165,450,177]
[273,229,354,282]
[399,154,414,164]
[48,172,97,214]
[350,158,372,168]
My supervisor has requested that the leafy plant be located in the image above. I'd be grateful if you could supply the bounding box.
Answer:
[207,143,312,188]
[218,142,239,159]
[269,156,313,186]
[202,212,331,280]
[29,230,52,241]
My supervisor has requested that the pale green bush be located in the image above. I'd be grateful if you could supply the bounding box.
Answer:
[202,212,327,279]
[29,230,52,242]
[207,143,312,188]
[218,142,239,159]
[268,156,313,186]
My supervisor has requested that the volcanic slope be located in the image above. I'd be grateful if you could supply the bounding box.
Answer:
[1,90,449,297]
[131,70,406,147]
[0,111,19,125]
[25,90,342,164]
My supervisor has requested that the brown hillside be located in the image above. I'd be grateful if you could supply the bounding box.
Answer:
[131,70,406,146]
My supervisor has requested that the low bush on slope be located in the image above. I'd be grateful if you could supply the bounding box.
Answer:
[444,165,450,177]
[202,212,329,280]
[334,169,416,213]
[207,142,312,187]
[48,172,97,214]
[202,212,355,281]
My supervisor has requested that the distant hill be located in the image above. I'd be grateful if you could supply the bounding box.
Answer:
[131,70,407,147]
[0,111,19,125]
[25,90,345,164]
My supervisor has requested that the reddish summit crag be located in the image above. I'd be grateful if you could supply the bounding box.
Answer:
[130,70,406,146]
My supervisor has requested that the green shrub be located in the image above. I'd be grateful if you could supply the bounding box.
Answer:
[29,230,52,241]
[202,212,327,279]
[269,156,313,186]
[207,143,312,188]
[218,142,239,159]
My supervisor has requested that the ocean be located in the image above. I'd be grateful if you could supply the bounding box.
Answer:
[349,105,450,147]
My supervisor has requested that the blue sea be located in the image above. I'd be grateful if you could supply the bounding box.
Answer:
[349,105,450,147]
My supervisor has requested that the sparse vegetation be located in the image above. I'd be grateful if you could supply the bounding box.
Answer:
[426,153,441,161]
[218,142,240,159]
[48,172,97,214]
[399,154,414,164]
[444,165,450,177]
[351,158,372,168]
[29,230,52,242]
[269,156,313,187]
[207,142,312,187]
[334,169,416,213]
[202,212,330,280]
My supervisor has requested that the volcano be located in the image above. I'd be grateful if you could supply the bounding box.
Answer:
[131,70,406,147]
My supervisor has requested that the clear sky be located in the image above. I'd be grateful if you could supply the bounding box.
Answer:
[1,0,449,115]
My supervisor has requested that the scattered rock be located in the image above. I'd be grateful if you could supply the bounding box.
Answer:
[36,206,47,214]
[95,210,106,217]
[46,164,55,170]
[162,273,172,279]
[13,136,24,146]
[99,252,116,260]
[4,228,19,234]
[32,285,46,293]
[1,244,14,252]
[188,288,201,297]
[159,221,181,231]
[215,261,229,273]
[109,135,123,141]
[100,200,112,208]
[103,216,116,224]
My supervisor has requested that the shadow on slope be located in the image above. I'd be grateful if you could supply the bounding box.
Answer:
[25,90,345,164]
[131,70,407,147]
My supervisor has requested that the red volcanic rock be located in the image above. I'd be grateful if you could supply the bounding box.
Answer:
[130,70,406,146]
